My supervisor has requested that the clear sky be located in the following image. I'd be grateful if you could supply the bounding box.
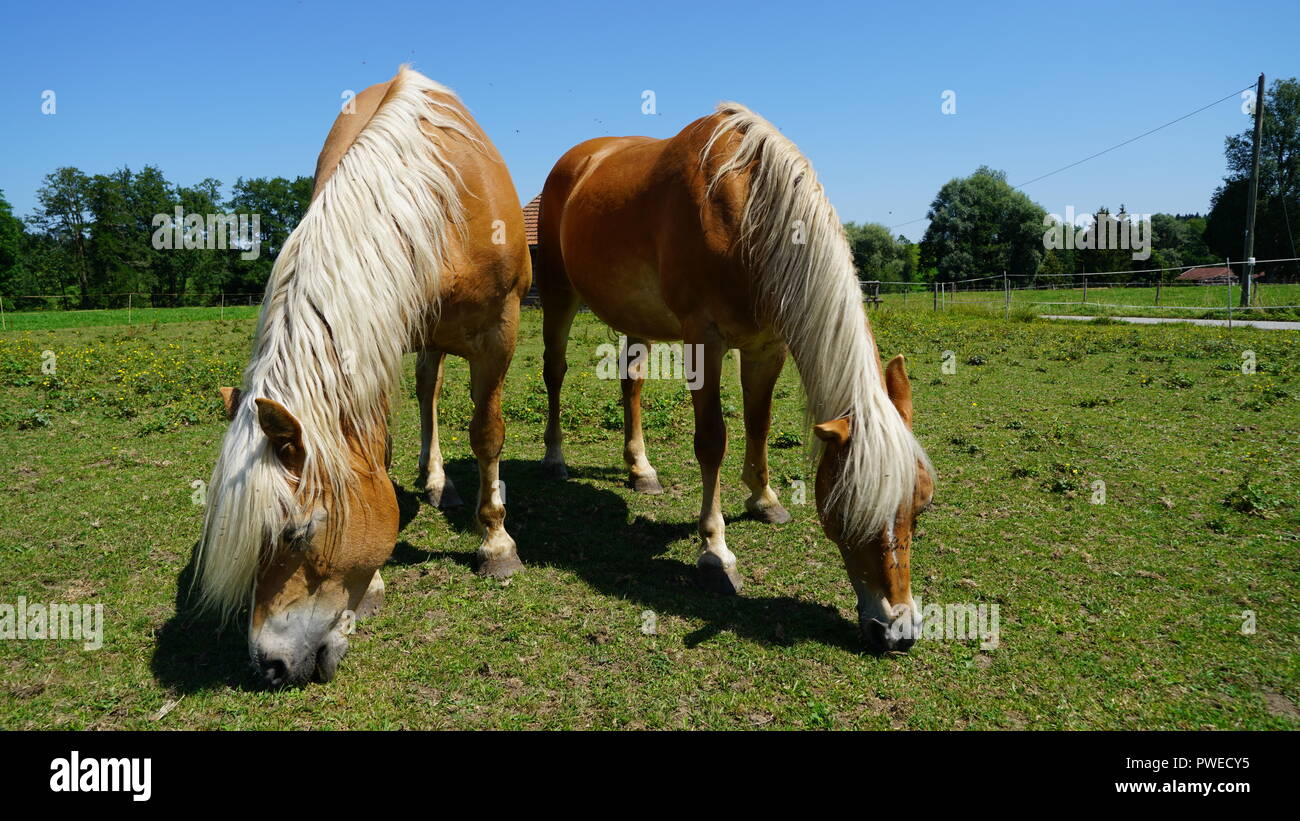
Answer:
[1,0,1295,238]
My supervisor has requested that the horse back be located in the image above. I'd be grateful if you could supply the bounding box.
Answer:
[539,116,763,341]
[314,72,531,348]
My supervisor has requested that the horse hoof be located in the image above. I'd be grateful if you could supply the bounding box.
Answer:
[746,501,791,524]
[478,553,524,580]
[356,573,385,621]
[541,460,569,481]
[698,563,743,595]
[426,482,463,510]
[630,474,664,494]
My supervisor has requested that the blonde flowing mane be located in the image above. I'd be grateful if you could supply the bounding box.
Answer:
[702,102,933,542]
[195,67,472,621]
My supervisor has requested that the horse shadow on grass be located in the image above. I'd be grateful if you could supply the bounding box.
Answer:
[150,550,261,693]
[399,457,863,654]
[151,455,863,692]
[150,473,431,694]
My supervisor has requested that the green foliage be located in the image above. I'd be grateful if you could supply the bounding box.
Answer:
[1221,475,1280,518]
[919,166,1047,281]
[1206,78,1300,280]
[16,167,312,311]
[0,189,25,301]
[844,222,915,282]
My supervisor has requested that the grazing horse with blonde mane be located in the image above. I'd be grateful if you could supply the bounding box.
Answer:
[537,104,935,651]
[196,66,530,686]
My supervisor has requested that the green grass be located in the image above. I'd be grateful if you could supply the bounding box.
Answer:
[880,282,1300,321]
[8,283,1298,331]
[1,307,1297,729]
[0,304,261,332]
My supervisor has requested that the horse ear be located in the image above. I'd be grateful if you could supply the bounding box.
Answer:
[219,386,243,421]
[813,417,851,447]
[255,398,304,468]
[884,355,913,429]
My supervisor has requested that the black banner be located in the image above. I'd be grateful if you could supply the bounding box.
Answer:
[2,731,1284,808]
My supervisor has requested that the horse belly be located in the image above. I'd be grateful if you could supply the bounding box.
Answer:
[572,259,682,342]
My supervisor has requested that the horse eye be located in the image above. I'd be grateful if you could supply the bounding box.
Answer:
[283,523,312,552]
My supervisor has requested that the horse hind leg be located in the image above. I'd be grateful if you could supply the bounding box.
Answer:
[540,281,580,480]
[622,336,663,494]
[739,345,791,524]
[416,350,463,508]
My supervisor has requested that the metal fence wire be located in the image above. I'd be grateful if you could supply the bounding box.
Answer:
[0,292,266,330]
[860,256,1300,321]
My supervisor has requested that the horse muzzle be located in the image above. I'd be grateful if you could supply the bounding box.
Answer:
[860,601,921,653]
[251,608,355,687]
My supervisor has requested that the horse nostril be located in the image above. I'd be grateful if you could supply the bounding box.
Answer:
[864,619,890,652]
[862,618,916,653]
[261,656,288,687]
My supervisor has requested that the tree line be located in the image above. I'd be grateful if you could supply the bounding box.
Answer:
[0,167,311,310]
[1,78,1295,308]
[853,77,1299,286]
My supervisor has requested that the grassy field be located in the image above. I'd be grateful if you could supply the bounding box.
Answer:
[880,282,1300,321]
[0,304,261,332]
[6,282,1298,332]
[0,307,1297,729]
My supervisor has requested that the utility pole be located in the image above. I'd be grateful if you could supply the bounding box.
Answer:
[1242,73,1265,307]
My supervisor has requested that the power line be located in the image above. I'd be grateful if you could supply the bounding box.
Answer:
[888,83,1255,232]
[1011,85,1253,189]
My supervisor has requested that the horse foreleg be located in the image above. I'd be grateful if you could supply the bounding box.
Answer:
[416,350,462,508]
[739,344,791,524]
[686,322,740,594]
[356,571,385,621]
[469,341,521,579]
[622,335,663,493]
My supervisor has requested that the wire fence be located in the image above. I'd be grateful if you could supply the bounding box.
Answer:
[4,258,1299,332]
[863,256,1300,323]
[0,292,266,330]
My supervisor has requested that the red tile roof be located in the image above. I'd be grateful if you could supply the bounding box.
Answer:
[1176,266,1232,281]
[523,194,540,246]
[1175,265,1263,281]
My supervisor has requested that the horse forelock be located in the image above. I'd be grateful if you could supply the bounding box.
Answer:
[700,102,934,543]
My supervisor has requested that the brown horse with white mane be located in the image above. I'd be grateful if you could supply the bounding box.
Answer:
[196,67,530,686]
[537,104,935,651]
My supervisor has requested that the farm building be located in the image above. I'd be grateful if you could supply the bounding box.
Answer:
[523,194,541,305]
[1175,265,1265,285]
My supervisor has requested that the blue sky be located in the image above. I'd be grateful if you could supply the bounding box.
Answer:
[1,0,1295,238]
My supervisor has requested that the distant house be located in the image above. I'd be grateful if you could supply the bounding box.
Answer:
[522,194,541,305]
[1175,265,1264,286]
